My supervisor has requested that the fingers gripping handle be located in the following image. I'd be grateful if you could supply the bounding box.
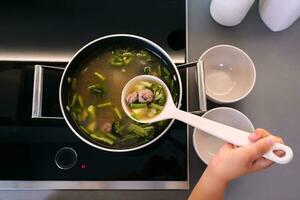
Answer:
[263,143,293,164]
[173,109,293,164]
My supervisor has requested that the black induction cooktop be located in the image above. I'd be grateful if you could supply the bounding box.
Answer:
[0,0,188,190]
[0,0,186,63]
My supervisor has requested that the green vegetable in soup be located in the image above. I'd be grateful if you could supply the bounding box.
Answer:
[157,65,162,77]
[121,134,139,142]
[129,103,147,109]
[94,72,106,81]
[112,121,121,135]
[86,121,97,132]
[144,66,151,74]
[106,132,117,140]
[87,105,96,118]
[140,81,152,88]
[113,107,122,120]
[90,134,114,145]
[71,78,77,90]
[70,93,78,107]
[96,102,112,108]
[154,92,166,105]
[111,49,134,67]
[78,110,89,122]
[71,112,78,121]
[127,123,154,137]
[136,50,151,61]
[162,67,171,76]
[66,105,71,111]
[80,125,90,134]
[150,103,164,111]
[77,95,84,108]
[88,84,105,97]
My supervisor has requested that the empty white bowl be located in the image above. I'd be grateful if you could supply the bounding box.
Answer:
[193,107,254,165]
[200,45,256,103]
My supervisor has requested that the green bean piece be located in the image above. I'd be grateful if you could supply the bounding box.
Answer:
[80,125,90,134]
[79,110,89,122]
[150,103,164,111]
[106,132,117,141]
[157,65,162,77]
[162,67,171,76]
[121,134,139,142]
[88,84,105,97]
[81,67,88,74]
[130,103,147,109]
[87,105,96,118]
[94,72,106,81]
[131,112,139,120]
[72,107,82,113]
[172,93,178,102]
[113,107,122,120]
[70,93,78,107]
[140,81,152,88]
[122,52,133,57]
[127,124,154,137]
[143,66,151,74]
[123,56,132,65]
[86,121,96,132]
[90,134,114,145]
[144,126,155,136]
[112,121,121,135]
[157,120,167,127]
[71,78,77,90]
[111,60,124,67]
[127,123,147,137]
[66,105,71,111]
[78,95,84,108]
[96,102,112,108]
[70,112,77,121]
[136,50,151,61]
[170,79,175,91]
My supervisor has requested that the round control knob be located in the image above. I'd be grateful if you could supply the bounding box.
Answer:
[55,147,78,170]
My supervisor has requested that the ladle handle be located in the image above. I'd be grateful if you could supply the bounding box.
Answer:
[173,109,293,164]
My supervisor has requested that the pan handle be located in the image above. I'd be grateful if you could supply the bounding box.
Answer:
[177,61,207,114]
[32,65,64,119]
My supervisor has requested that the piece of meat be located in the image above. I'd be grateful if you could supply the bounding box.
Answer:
[100,122,112,133]
[126,91,138,104]
[138,89,154,103]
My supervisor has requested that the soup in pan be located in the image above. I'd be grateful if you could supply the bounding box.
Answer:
[66,47,178,148]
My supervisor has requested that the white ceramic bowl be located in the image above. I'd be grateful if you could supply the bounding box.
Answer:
[200,45,256,103]
[193,107,254,165]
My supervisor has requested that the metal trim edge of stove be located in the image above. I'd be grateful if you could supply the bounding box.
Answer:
[0,181,188,190]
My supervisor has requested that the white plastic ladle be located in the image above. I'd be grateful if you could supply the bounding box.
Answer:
[121,75,293,164]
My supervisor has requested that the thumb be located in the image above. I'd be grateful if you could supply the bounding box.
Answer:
[247,136,274,160]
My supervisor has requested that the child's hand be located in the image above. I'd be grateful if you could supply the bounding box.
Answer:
[207,128,284,183]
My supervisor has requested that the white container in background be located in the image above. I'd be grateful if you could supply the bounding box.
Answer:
[259,0,300,32]
[210,0,255,26]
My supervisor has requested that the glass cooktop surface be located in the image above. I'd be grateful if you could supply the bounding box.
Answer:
[0,0,188,190]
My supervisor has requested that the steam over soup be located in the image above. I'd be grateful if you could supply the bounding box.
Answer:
[66,47,178,149]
